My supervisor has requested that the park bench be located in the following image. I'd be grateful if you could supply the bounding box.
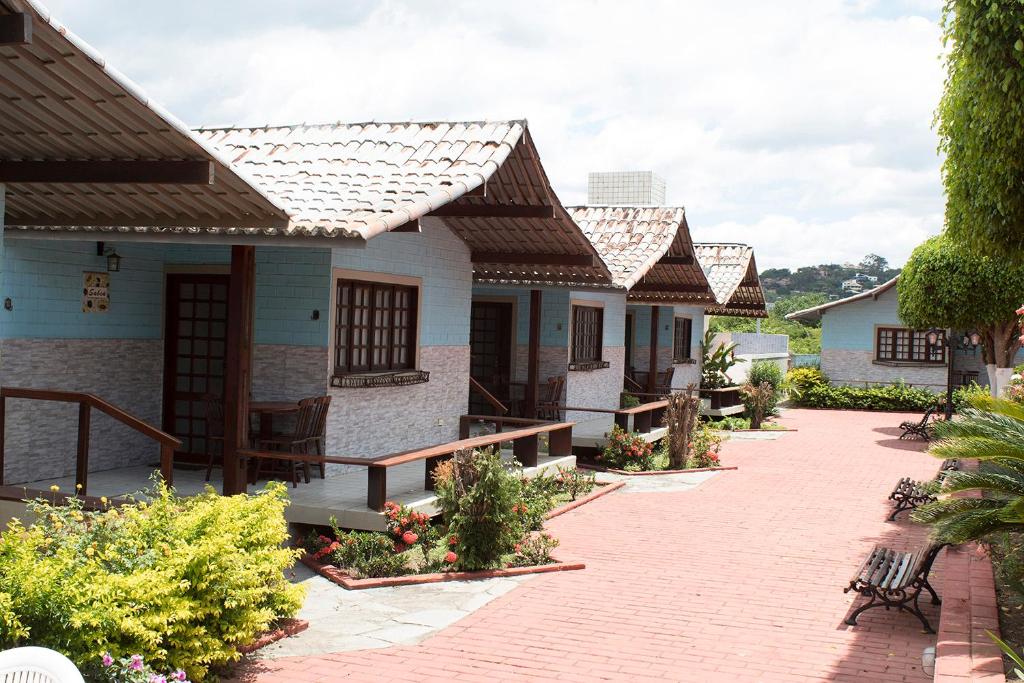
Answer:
[887,459,958,521]
[844,543,946,633]
[898,406,938,441]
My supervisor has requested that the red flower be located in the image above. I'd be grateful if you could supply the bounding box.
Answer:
[444,551,458,564]
[402,531,419,545]
[514,543,522,553]
[394,541,407,553]
[448,535,458,546]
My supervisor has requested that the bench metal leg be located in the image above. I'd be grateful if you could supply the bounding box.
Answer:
[845,584,937,633]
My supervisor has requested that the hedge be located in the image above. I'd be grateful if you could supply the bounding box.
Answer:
[797,382,941,412]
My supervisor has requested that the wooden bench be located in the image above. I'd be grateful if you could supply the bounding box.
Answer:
[887,458,958,521]
[899,406,937,440]
[844,543,945,632]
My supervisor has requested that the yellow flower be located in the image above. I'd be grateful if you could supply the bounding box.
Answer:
[85,547,94,557]
[100,496,108,505]
[75,483,82,491]
[49,485,60,493]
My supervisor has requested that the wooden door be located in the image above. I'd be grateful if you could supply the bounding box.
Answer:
[163,274,230,463]
[469,301,513,415]
[624,312,635,372]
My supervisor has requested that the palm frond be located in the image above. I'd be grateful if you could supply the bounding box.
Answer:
[927,507,1021,544]
[938,470,1024,497]
[912,496,1004,524]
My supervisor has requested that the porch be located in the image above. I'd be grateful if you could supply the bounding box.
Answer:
[14,448,576,531]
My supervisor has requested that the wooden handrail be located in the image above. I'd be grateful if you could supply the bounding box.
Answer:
[623,374,643,392]
[240,416,576,511]
[0,386,182,494]
[468,377,509,415]
[555,399,668,435]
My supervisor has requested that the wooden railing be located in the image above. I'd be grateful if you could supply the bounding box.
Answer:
[238,416,574,512]
[468,377,509,415]
[557,399,669,434]
[0,387,182,495]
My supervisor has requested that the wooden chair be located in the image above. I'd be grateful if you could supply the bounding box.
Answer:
[310,394,332,479]
[255,395,330,487]
[201,393,225,482]
[899,406,937,440]
[655,366,675,394]
[844,543,946,632]
[537,375,565,420]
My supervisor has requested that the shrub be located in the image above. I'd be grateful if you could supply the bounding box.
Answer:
[510,532,559,568]
[516,470,558,532]
[92,653,189,683]
[555,465,595,501]
[786,367,829,402]
[701,329,739,389]
[620,392,641,409]
[712,416,749,431]
[598,425,655,471]
[746,361,784,416]
[953,382,990,412]
[434,448,524,571]
[0,482,303,681]
[740,381,774,429]
[798,382,940,412]
[688,421,723,468]
[331,532,409,578]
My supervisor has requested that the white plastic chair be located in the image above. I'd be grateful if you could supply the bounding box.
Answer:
[0,647,84,683]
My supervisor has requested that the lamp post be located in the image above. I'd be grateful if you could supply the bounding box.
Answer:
[926,328,981,420]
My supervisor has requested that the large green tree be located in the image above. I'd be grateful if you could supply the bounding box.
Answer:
[938,0,1024,258]
[898,235,1024,392]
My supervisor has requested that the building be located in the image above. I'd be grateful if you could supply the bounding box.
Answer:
[786,277,990,390]
[587,172,666,205]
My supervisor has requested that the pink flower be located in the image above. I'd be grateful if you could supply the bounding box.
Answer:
[1016,306,1024,316]
[444,551,458,564]
[402,531,418,545]
[174,671,187,682]
[101,654,114,667]
[130,655,144,671]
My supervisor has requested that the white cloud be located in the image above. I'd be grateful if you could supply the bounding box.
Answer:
[43,0,946,270]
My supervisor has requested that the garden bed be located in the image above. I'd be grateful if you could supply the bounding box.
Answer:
[578,463,737,476]
[298,553,585,590]
[237,619,310,654]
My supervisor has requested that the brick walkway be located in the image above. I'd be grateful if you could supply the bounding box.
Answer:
[236,409,945,682]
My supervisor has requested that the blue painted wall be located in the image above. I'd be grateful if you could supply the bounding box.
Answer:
[1,239,331,346]
[332,218,472,347]
[630,305,676,348]
[819,287,902,351]
[472,286,627,348]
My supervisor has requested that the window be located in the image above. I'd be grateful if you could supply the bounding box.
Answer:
[875,327,945,364]
[571,305,603,363]
[673,317,693,362]
[334,278,417,375]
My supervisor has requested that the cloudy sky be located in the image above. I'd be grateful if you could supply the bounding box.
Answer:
[46,0,946,270]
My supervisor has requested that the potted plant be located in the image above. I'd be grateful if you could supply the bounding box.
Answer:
[699,330,743,412]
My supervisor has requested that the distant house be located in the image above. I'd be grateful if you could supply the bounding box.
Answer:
[786,277,990,390]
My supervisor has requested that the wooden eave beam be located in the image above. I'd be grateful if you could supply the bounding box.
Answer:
[0,160,214,185]
[630,282,709,293]
[429,203,555,218]
[471,252,594,266]
[391,219,420,233]
[656,255,695,266]
[0,14,31,46]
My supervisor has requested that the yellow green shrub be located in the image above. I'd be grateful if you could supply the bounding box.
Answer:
[0,481,304,681]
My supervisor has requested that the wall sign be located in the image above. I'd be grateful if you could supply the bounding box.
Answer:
[82,271,110,313]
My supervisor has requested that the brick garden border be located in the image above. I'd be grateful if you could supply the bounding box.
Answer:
[237,619,309,655]
[544,480,625,519]
[932,461,1006,683]
[577,463,738,476]
[299,554,585,590]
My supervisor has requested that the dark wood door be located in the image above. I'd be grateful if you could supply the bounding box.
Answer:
[469,301,513,415]
[163,274,229,463]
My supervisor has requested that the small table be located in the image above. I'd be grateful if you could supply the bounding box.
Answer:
[250,401,300,442]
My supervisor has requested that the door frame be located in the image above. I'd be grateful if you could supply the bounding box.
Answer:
[470,295,519,381]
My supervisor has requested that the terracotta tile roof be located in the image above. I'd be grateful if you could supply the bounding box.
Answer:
[1,0,289,233]
[196,122,611,284]
[568,205,714,303]
[694,243,767,317]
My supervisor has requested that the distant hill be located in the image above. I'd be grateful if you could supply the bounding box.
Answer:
[758,253,901,303]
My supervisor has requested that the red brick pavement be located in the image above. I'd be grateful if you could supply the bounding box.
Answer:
[235,409,947,682]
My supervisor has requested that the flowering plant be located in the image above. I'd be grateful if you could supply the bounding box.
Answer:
[598,425,654,471]
[687,421,722,469]
[509,532,559,568]
[94,653,189,683]
[555,465,595,501]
